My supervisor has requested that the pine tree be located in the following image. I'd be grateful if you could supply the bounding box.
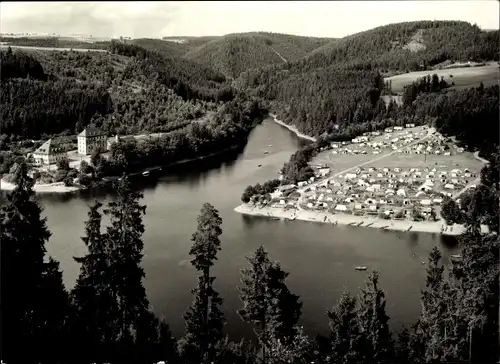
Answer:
[326,291,365,364]
[238,245,302,363]
[38,257,71,362]
[157,318,180,363]
[238,246,270,362]
[181,203,225,363]
[103,177,150,350]
[266,325,312,364]
[134,311,179,363]
[413,246,471,362]
[215,336,256,364]
[71,200,120,361]
[458,230,499,362]
[356,271,394,363]
[418,246,446,361]
[0,162,68,362]
[266,261,302,344]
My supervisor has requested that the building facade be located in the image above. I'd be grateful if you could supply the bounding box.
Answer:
[32,139,67,165]
[77,127,107,155]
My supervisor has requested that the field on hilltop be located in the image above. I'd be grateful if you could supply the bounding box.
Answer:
[386,62,499,93]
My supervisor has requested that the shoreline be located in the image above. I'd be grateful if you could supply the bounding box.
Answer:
[234,203,489,236]
[269,113,317,142]
[0,180,80,194]
[1,146,241,194]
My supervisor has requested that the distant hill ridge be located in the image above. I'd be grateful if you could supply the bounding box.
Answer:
[2,21,498,78]
[303,20,499,72]
[169,20,499,78]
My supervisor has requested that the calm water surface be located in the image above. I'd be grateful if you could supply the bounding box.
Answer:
[6,118,459,339]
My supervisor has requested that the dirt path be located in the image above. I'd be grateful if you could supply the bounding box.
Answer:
[270,47,287,63]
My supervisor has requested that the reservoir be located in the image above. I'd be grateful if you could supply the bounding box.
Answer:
[4,117,459,339]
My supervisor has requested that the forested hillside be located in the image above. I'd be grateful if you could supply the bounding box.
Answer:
[184,32,332,78]
[127,38,192,59]
[307,21,499,72]
[0,42,237,140]
[237,62,386,137]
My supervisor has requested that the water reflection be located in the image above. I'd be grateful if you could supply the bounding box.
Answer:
[440,234,459,250]
[408,232,419,247]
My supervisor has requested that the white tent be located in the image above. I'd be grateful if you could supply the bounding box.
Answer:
[335,204,348,211]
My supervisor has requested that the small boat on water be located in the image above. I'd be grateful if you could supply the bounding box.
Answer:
[264,151,269,154]
[450,254,462,260]
[258,164,262,167]
[142,171,150,176]
[354,266,367,271]
[269,144,273,147]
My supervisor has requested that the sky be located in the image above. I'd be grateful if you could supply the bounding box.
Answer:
[1,1,498,39]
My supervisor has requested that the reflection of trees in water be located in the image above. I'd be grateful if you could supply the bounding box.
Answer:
[39,146,245,202]
[158,146,244,187]
[408,232,419,247]
[241,214,281,230]
[241,214,258,229]
[440,234,459,250]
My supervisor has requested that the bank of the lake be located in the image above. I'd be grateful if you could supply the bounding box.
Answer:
[234,203,489,236]
[1,117,461,341]
[269,113,317,142]
[0,145,243,194]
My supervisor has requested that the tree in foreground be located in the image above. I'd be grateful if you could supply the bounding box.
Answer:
[104,177,150,344]
[434,151,500,361]
[81,177,176,362]
[320,271,394,364]
[0,162,68,362]
[266,325,312,364]
[238,245,303,364]
[356,271,394,362]
[215,337,257,364]
[324,291,365,364]
[180,203,225,363]
[71,200,120,361]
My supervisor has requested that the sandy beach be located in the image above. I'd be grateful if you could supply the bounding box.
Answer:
[270,114,317,142]
[234,203,489,236]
